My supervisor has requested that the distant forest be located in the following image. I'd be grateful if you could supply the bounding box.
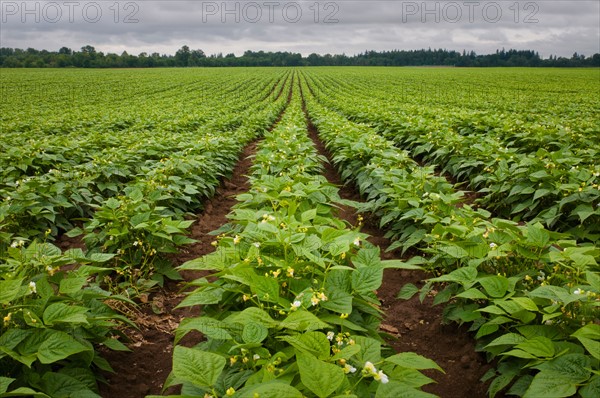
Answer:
[1,46,599,68]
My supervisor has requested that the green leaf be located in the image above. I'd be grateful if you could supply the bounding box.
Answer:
[59,277,87,295]
[511,297,538,312]
[242,322,268,344]
[381,259,423,270]
[429,266,477,285]
[523,372,577,398]
[250,275,279,303]
[104,197,120,210]
[571,324,600,360]
[385,352,444,373]
[321,288,353,314]
[236,382,303,398]
[280,332,330,359]
[43,303,89,326]
[176,317,232,343]
[580,375,600,398]
[89,253,115,263]
[525,223,550,247]
[437,244,469,258]
[353,336,381,364]
[509,336,555,359]
[280,311,329,332]
[375,381,437,398]
[455,288,488,300]
[478,275,509,298]
[100,338,130,352]
[126,188,144,202]
[226,307,278,328]
[37,331,92,364]
[351,266,382,294]
[0,279,24,304]
[528,285,579,306]
[297,352,345,398]
[396,284,419,300]
[40,372,99,398]
[0,387,51,397]
[0,377,15,394]
[301,209,317,222]
[330,344,361,361]
[535,353,592,383]
[486,333,527,348]
[172,346,225,388]
[177,286,224,308]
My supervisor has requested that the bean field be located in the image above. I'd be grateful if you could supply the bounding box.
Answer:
[1,68,599,398]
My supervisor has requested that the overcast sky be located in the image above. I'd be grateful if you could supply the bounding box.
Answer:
[1,0,599,58]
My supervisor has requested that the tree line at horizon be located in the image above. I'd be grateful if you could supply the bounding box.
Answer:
[1,45,598,68]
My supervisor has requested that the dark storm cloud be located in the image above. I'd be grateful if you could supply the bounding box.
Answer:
[0,0,598,57]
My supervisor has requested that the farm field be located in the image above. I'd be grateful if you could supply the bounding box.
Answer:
[1,67,599,398]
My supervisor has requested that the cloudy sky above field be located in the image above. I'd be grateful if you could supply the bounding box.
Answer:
[1,0,599,58]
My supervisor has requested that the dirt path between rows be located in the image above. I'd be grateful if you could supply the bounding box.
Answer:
[299,86,494,398]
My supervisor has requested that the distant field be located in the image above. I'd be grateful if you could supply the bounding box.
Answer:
[1,67,599,398]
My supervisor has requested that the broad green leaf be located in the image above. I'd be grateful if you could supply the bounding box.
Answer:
[176,317,232,343]
[226,307,278,328]
[381,259,423,270]
[330,344,361,361]
[535,353,592,383]
[0,387,51,397]
[571,324,600,360]
[89,253,115,263]
[301,209,317,222]
[126,188,143,202]
[437,244,469,258]
[511,336,555,358]
[242,322,268,344]
[0,377,15,394]
[250,275,279,303]
[353,336,381,364]
[172,346,225,388]
[511,297,538,312]
[429,266,477,284]
[396,283,419,300]
[528,285,578,306]
[280,311,329,332]
[0,279,24,304]
[580,375,600,398]
[321,288,353,314]
[478,275,509,298]
[455,288,488,300]
[59,277,87,295]
[486,333,527,348]
[37,331,92,364]
[280,331,330,359]
[525,224,550,247]
[523,372,577,398]
[43,303,89,326]
[375,381,437,398]
[236,382,303,398]
[40,372,100,398]
[297,352,345,398]
[385,352,444,373]
[351,266,382,294]
[177,286,224,308]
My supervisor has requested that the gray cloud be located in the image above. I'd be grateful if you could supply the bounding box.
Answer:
[0,0,598,57]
